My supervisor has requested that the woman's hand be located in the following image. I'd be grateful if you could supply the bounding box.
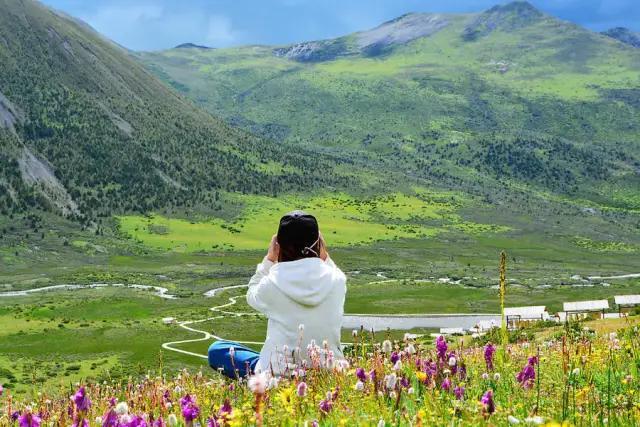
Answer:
[266,234,279,262]
[319,232,329,261]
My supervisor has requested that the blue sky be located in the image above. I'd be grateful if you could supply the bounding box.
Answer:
[40,0,640,51]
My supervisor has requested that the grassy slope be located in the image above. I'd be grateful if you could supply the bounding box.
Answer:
[140,6,640,211]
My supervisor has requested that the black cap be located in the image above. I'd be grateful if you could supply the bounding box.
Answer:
[277,211,319,259]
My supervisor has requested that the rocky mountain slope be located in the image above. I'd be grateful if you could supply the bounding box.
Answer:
[0,0,346,222]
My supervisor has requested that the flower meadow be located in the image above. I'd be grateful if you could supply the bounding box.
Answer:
[1,321,639,426]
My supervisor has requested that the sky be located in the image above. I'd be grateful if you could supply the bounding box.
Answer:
[40,0,640,51]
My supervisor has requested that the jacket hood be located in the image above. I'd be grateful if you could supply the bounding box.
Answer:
[269,258,340,307]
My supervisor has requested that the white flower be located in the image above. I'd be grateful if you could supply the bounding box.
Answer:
[378,419,386,427]
[494,373,501,381]
[268,376,279,390]
[406,344,416,355]
[482,372,490,380]
[572,368,580,376]
[389,391,397,399]
[508,415,521,424]
[407,387,415,395]
[384,373,397,390]
[95,417,103,425]
[326,391,333,400]
[322,340,329,348]
[167,414,178,427]
[248,372,269,394]
[393,360,402,371]
[522,342,530,349]
[174,385,182,394]
[609,332,617,340]
[115,402,129,415]
[382,340,393,353]
[352,329,358,338]
[524,416,544,425]
[448,356,457,367]
[355,380,365,391]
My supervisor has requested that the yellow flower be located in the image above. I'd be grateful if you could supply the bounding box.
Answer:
[416,372,427,382]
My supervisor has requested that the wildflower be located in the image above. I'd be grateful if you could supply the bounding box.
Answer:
[571,368,580,377]
[406,343,416,355]
[482,372,490,380]
[0,384,3,396]
[101,409,118,427]
[11,411,20,422]
[73,386,91,412]
[319,398,333,413]
[484,343,496,371]
[297,382,308,397]
[356,367,367,382]
[448,356,457,367]
[481,390,495,416]
[73,419,90,427]
[407,387,414,394]
[393,360,402,371]
[524,416,544,424]
[153,417,166,427]
[167,414,178,427]
[116,402,129,415]
[382,340,393,354]
[454,385,465,400]
[219,399,232,419]
[355,380,365,391]
[390,351,400,364]
[180,395,200,424]
[389,391,397,399]
[248,372,269,395]
[493,373,501,381]
[124,415,147,427]
[508,415,521,424]
[18,409,42,427]
[351,329,357,338]
[384,373,397,390]
[206,418,220,427]
[516,356,537,389]
[436,336,448,360]
[442,377,451,392]
[378,420,385,427]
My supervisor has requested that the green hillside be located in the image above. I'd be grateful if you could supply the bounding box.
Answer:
[141,1,640,210]
[0,0,349,225]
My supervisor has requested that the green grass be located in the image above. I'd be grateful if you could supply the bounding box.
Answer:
[117,190,505,252]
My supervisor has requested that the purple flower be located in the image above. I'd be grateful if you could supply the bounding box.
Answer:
[109,397,117,407]
[319,399,333,413]
[441,377,451,392]
[454,385,465,400]
[481,390,495,415]
[484,343,496,371]
[356,367,367,382]
[368,369,377,383]
[400,376,410,389]
[436,336,448,361]
[516,356,537,389]
[73,387,91,412]
[102,409,118,427]
[390,351,400,364]
[179,394,193,408]
[152,417,166,427]
[207,418,220,427]
[458,361,467,380]
[18,412,41,427]
[297,382,308,397]
[125,415,148,427]
[11,411,20,422]
[182,403,200,423]
[219,399,233,418]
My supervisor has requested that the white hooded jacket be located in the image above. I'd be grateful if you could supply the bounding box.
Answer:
[246,256,346,376]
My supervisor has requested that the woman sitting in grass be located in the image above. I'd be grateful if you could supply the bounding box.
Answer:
[208,210,347,378]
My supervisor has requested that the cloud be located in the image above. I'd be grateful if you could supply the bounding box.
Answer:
[205,14,241,46]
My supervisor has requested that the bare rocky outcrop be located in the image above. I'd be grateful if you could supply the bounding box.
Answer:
[0,91,24,135]
[18,146,79,216]
[356,13,449,51]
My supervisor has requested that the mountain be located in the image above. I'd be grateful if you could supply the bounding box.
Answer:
[175,43,213,50]
[602,27,640,48]
[140,1,640,210]
[0,0,346,222]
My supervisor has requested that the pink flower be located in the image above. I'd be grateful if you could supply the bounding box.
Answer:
[441,377,451,392]
[484,343,496,371]
[18,411,41,427]
[73,386,91,412]
[297,382,308,397]
[436,336,448,361]
[481,390,495,415]
[454,385,465,400]
[516,356,537,389]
